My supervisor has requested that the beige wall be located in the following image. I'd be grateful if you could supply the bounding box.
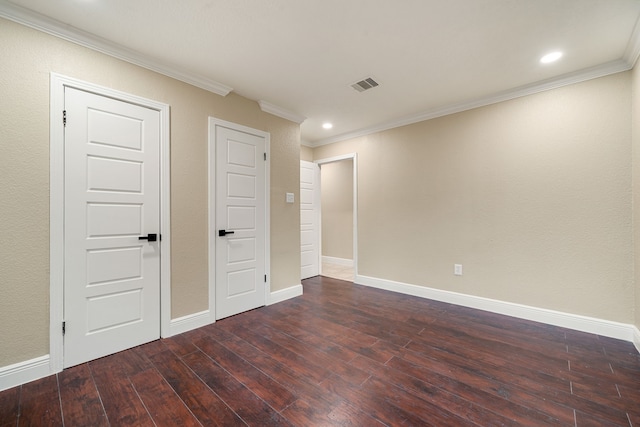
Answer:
[314,72,633,324]
[300,144,314,162]
[633,63,640,332]
[320,160,354,260]
[0,18,300,367]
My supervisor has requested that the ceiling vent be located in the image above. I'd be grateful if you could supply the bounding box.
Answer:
[351,77,379,92]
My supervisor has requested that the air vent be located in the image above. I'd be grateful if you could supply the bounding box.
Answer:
[351,77,379,92]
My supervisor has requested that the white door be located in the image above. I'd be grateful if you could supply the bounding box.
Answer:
[64,87,161,368]
[300,160,320,279]
[215,125,267,320]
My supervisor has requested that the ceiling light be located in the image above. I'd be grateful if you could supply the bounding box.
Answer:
[540,51,563,64]
[322,123,333,129]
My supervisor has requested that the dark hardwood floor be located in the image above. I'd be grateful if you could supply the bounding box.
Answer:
[1,275,639,426]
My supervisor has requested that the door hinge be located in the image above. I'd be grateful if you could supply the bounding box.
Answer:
[62,321,66,335]
[264,152,267,161]
[62,110,66,127]
[264,274,267,283]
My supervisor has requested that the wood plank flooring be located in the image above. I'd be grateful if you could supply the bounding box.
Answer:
[1,275,639,426]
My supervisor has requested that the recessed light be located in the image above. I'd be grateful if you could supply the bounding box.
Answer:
[540,51,563,64]
[322,123,333,129]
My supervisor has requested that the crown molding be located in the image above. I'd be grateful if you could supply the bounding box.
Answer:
[0,0,233,96]
[258,100,306,124]
[2,0,635,144]
[300,139,314,147]
[310,59,632,148]
[624,13,640,67]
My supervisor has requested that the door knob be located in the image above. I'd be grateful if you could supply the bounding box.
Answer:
[139,233,157,242]
[218,230,235,236]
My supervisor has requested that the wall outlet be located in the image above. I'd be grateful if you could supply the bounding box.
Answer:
[454,264,463,276]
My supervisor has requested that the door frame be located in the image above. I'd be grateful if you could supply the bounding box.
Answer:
[315,153,358,278]
[49,73,171,373]
[207,117,271,320]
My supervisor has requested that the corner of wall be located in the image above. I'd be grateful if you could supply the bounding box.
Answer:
[269,284,303,305]
[633,61,640,338]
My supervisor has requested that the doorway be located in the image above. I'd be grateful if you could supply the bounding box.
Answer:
[50,74,171,371]
[300,160,320,279]
[300,153,358,282]
[208,118,270,320]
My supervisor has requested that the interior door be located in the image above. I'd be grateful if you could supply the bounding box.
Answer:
[300,160,320,279]
[215,125,266,320]
[64,87,161,368]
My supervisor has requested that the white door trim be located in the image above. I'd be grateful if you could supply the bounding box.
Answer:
[315,153,358,278]
[49,73,171,374]
[208,117,271,320]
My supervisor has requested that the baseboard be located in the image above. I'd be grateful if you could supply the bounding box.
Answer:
[355,274,638,344]
[168,285,305,334]
[633,326,640,354]
[0,355,51,392]
[167,310,213,337]
[269,284,303,305]
[322,256,354,267]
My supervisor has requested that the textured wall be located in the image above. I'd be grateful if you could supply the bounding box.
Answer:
[0,18,300,367]
[300,144,313,162]
[314,72,633,323]
[321,160,354,259]
[0,20,51,368]
[263,117,303,291]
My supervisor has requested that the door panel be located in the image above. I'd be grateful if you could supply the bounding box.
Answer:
[228,206,256,229]
[64,87,160,368]
[86,289,142,332]
[228,173,256,198]
[87,156,142,192]
[86,247,142,284]
[300,161,320,279]
[215,126,266,320]
[87,109,143,150]
[87,204,142,236]
[227,238,256,263]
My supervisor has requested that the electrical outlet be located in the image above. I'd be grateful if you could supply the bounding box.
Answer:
[454,264,463,276]
[286,192,295,203]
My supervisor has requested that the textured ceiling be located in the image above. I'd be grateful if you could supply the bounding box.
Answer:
[3,0,640,145]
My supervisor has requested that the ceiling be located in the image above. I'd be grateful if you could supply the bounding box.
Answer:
[2,0,640,146]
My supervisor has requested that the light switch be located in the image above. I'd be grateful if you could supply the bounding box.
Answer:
[286,192,295,203]
[454,264,463,276]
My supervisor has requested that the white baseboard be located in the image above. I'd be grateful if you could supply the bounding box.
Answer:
[322,256,353,267]
[3,282,635,393]
[269,284,303,305]
[0,355,51,392]
[167,285,305,335]
[355,274,638,344]
[0,312,214,392]
[167,310,213,337]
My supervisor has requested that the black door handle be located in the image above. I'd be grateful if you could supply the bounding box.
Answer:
[139,233,157,242]
[218,230,235,236]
